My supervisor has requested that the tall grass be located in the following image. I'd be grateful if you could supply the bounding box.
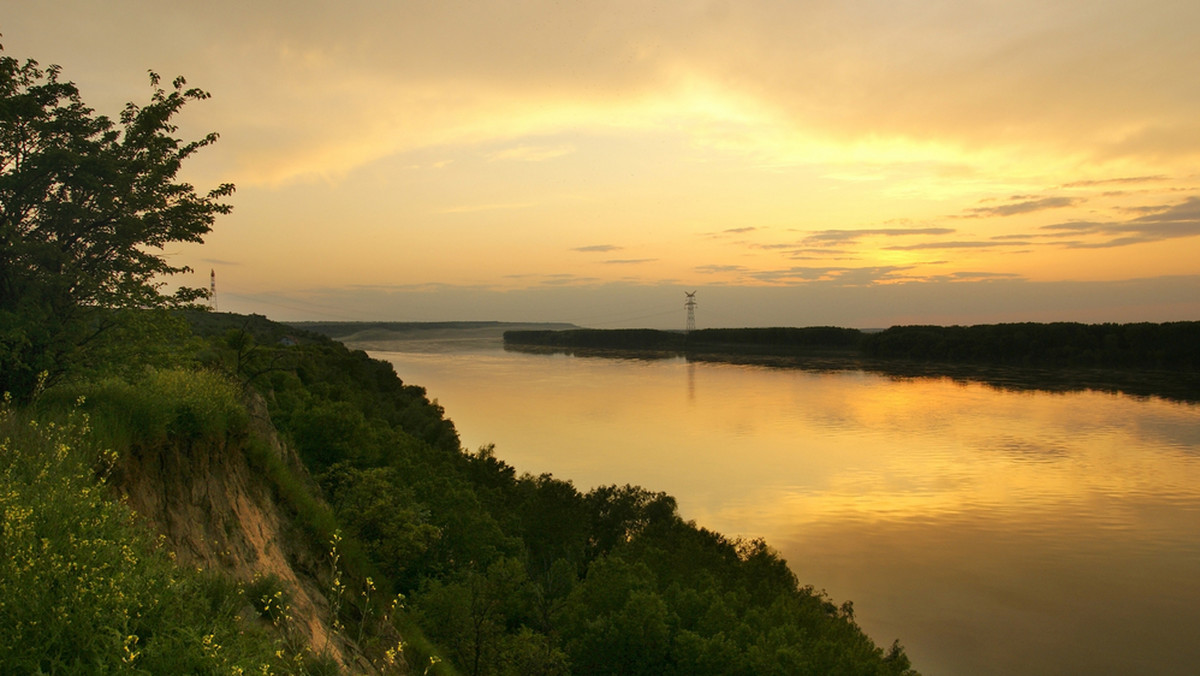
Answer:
[39,367,250,450]
[0,401,293,674]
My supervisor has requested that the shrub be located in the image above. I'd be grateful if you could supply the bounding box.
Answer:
[0,404,289,674]
[41,367,249,450]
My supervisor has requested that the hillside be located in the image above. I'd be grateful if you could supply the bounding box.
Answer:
[2,311,920,674]
[293,320,579,353]
[3,366,381,672]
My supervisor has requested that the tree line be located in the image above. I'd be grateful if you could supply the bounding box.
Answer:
[861,322,1200,370]
[506,322,1200,371]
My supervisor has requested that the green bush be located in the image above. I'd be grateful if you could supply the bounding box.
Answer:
[41,367,249,450]
[0,405,291,674]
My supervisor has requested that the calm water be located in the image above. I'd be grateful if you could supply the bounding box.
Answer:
[370,343,1200,676]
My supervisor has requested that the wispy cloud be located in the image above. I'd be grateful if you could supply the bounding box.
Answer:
[925,271,1025,283]
[705,226,759,238]
[602,258,657,265]
[437,202,534,214]
[802,227,955,245]
[1042,196,1200,248]
[886,240,1033,251]
[749,265,915,285]
[487,143,576,162]
[534,273,603,286]
[573,244,624,253]
[787,247,857,257]
[696,264,749,274]
[1061,175,1167,188]
[963,196,1080,218]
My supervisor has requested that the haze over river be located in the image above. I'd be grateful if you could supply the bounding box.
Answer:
[365,335,1200,676]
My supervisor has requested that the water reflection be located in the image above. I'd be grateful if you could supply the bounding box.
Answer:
[504,342,1200,404]
[373,345,1200,676]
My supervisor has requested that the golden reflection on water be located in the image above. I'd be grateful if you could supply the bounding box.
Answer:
[374,348,1200,676]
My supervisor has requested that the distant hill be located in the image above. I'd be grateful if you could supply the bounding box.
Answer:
[290,320,580,352]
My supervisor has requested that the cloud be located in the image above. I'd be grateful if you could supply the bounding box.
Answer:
[437,202,534,214]
[885,240,1034,251]
[926,271,1025,283]
[1101,122,1200,163]
[11,0,1200,189]
[705,226,759,238]
[1060,175,1167,188]
[1041,196,1200,248]
[573,244,624,253]
[749,265,915,286]
[787,247,857,257]
[540,277,602,286]
[695,264,748,274]
[487,143,576,162]
[602,258,657,265]
[963,196,1080,218]
[802,227,956,245]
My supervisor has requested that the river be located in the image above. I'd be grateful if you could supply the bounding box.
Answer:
[364,338,1200,676]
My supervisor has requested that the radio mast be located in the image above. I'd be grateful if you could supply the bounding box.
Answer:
[685,291,697,333]
[210,269,217,311]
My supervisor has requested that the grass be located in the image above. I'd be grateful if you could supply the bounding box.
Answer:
[38,367,250,451]
[0,401,295,674]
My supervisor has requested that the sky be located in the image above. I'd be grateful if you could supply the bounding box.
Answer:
[5,1,1200,328]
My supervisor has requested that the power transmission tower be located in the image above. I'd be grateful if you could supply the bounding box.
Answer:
[685,291,697,333]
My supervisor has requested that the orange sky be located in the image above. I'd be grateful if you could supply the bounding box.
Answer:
[6,1,1200,327]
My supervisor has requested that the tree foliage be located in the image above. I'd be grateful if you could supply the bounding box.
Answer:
[860,321,1200,370]
[0,45,233,399]
[192,314,920,675]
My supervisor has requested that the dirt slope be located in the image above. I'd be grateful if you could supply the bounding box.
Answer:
[111,394,389,673]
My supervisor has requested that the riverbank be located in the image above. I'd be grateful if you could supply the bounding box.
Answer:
[503,323,1200,403]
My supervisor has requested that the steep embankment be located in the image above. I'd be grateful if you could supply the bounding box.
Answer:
[112,393,368,669]
[94,312,920,675]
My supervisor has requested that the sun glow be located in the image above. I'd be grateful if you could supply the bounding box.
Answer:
[8,1,1198,325]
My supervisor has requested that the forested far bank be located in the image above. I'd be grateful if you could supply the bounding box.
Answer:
[861,321,1200,370]
[505,321,1200,371]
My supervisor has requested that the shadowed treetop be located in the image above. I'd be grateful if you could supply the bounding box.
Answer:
[0,43,233,399]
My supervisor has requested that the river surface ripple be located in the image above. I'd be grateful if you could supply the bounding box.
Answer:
[371,345,1200,676]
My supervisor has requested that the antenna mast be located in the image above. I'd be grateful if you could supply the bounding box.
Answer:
[210,269,217,311]
[685,291,697,333]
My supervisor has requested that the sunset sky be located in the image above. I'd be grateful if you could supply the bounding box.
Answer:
[6,1,1200,328]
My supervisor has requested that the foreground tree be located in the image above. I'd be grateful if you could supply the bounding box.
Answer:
[0,43,232,400]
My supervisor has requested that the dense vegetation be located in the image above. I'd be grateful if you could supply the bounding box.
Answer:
[507,322,1200,371]
[2,308,921,674]
[505,326,864,356]
[861,322,1200,370]
[197,313,918,675]
[0,48,231,402]
[1,375,320,674]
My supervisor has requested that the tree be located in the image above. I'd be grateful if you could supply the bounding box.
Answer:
[0,44,233,400]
